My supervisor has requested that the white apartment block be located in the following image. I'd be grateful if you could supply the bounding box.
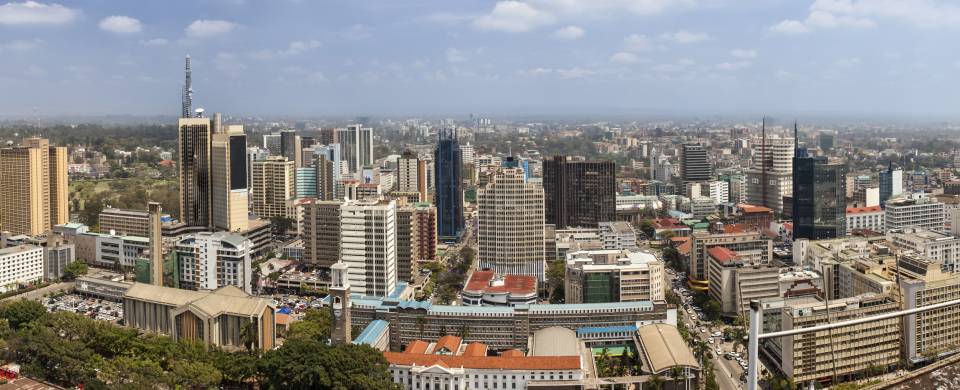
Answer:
[0,245,43,293]
[176,232,253,293]
[341,199,397,296]
[846,205,884,234]
[885,193,945,233]
[708,180,729,204]
[598,221,639,251]
[888,228,960,272]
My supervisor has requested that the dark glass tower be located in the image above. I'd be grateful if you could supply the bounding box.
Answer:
[680,143,711,183]
[792,124,847,240]
[435,128,464,242]
[543,155,616,228]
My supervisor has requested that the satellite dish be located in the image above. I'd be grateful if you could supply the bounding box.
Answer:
[194,108,205,118]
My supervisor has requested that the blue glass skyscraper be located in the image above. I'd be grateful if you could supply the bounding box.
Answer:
[435,128,464,242]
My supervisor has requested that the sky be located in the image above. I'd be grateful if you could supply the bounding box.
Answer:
[2,0,960,118]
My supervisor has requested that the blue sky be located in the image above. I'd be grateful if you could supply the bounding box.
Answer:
[2,0,960,118]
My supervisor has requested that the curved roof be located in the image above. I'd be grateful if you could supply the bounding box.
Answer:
[636,324,700,373]
[530,327,579,356]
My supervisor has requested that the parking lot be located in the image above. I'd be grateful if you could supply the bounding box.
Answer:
[43,293,124,324]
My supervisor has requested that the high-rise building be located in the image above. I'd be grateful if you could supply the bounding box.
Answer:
[319,128,339,146]
[879,162,904,205]
[295,167,317,199]
[410,203,437,264]
[178,117,213,228]
[818,130,835,152]
[181,55,192,118]
[0,137,68,235]
[250,156,296,219]
[337,124,373,175]
[340,199,397,296]
[687,231,772,292]
[246,147,268,189]
[279,130,301,168]
[542,156,616,229]
[793,149,847,240]
[395,206,415,283]
[435,128,464,242]
[175,232,253,293]
[315,155,336,201]
[478,168,546,280]
[397,151,427,202]
[301,200,341,269]
[885,193,945,232]
[211,125,249,232]
[680,143,711,184]
[262,133,281,155]
[745,133,794,215]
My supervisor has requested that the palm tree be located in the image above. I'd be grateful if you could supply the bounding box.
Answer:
[670,366,685,388]
[239,319,258,354]
[649,373,665,390]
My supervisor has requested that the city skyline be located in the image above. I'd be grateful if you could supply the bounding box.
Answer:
[2,1,960,117]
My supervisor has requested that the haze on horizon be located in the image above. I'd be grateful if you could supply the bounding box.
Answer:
[1,0,959,118]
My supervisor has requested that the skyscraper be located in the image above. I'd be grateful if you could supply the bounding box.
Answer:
[210,125,249,232]
[0,138,68,235]
[279,130,301,167]
[434,128,464,242]
[793,124,847,240]
[340,199,397,296]
[262,133,281,155]
[744,131,794,215]
[337,124,373,175]
[397,150,427,202]
[315,155,336,201]
[178,117,213,227]
[542,155,616,229]
[680,143,711,184]
[181,55,192,118]
[879,162,904,206]
[302,199,342,269]
[250,156,296,219]
[478,167,546,281]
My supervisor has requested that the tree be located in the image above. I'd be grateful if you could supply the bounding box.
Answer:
[648,373,665,390]
[1,299,47,330]
[62,261,89,281]
[546,260,566,303]
[286,309,332,342]
[166,360,222,389]
[270,216,295,235]
[703,300,721,321]
[258,340,398,389]
[240,319,259,353]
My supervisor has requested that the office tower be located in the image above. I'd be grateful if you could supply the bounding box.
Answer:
[411,203,437,264]
[302,200,341,269]
[565,250,664,304]
[262,133,281,155]
[818,130,835,152]
[680,143,711,185]
[315,155,336,201]
[478,168,546,281]
[460,142,476,166]
[885,193,945,232]
[314,144,343,180]
[295,167,317,199]
[319,128,339,146]
[0,138,68,236]
[745,125,794,214]
[543,156,616,229]
[396,207,414,282]
[175,232,253,293]
[250,156,296,219]
[435,128,464,242]
[793,125,847,240]
[246,147,268,189]
[879,162,904,205]
[397,150,427,202]
[148,202,163,286]
[687,231,773,291]
[336,124,373,174]
[279,130,301,167]
[181,55,192,118]
[340,199,397,296]
[178,117,213,228]
[212,112,222,135]
[210,125,249,232]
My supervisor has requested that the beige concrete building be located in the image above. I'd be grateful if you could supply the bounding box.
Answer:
[396,151,427,202]
[301,199,342,269]
[211,125,249,232]
[123,283,276,351]
[761,294,900,385]
[251,156,296,219]
[706,247,780,318]
[478,168,546,280]
[0,138,68,236]
[99,207,150,237]
[688,231,772,292]
[565,249,665,304]
[898,254,960,364]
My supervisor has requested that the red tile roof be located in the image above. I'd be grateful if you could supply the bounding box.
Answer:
[383,352,581,370]
[501,349,525,357]
[434,335,462,354]
[846,205,882,214]
[464,271,537,295]
[404,340,430,354]
[677,240,692,256]
[739,204,773,214]
[462,342,488,357]
[707,247,739,264]
[722,224,749,234]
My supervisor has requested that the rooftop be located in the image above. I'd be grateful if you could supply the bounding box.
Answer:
[530,327,580,357]
[636,324,700,373]
[707,246,739,264]
[353,319,389,346]
[846,205,883,214]
[463,270,537,296]
[384,353,581,371]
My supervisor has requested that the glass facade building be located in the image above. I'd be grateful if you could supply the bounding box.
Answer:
[434,128,464,242]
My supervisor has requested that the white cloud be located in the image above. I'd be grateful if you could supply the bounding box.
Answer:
[609,51,640,64]
[835,57,862,67]
[252,40,322,59]
[623,34,655,51]
[446,48,467,63]
[652,59,695,73]
[769,20,809,34]
[808,0,960,28]
[0,1,76,26]
[140,38,168,46]
[185,20,237,38]
[519,67,554,76]
[99,16,142,34]
[730,49,758,59]
[473,1,555,32]
[0,38,41,51]
[659,30,710,44]
[553,25,584,39]
[805,10,875,28]
[556,66,595,79]
[716,61,752,71]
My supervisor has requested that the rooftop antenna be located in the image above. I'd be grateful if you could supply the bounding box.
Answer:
[182,55,193,118]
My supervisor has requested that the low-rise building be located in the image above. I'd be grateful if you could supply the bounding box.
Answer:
[461,270,537,307]
[0,245,43,293]
[846,205,884,234]
[885,193,945,232]
[565,249,665,304]
[598,221,638,251]
[175,232,253,293]
[888,227,960,272]
[706,247,780,318]
[74,231,149,269]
